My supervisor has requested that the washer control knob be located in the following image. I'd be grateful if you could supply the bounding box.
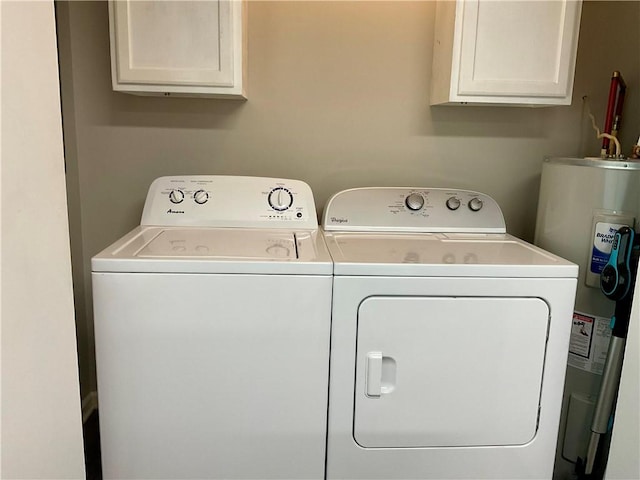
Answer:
[269,187,293,211]
[194,189,209,205]
[446,197,461,211]
[169,189,185,204]
[405,193,424,211]
[469,197,484,212]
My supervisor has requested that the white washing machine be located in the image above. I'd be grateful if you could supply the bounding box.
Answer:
[92,176,332,480]
[322,187,579,479]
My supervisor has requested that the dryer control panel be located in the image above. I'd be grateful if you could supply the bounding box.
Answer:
[141,176,317,229]
[323,187,506,233]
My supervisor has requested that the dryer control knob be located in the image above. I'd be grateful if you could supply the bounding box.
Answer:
[269,187,293,211]
[194,190,209,204]
[405,193,424,211]
[446,197,461,211]
[469,197,483,212]
[169,189,185,204]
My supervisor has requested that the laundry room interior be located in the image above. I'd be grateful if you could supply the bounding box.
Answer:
[3,1,639,480]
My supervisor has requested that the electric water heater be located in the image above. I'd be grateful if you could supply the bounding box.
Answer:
[534,156,640,479]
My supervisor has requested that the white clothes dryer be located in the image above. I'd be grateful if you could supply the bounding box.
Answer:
[322,187,578,479]
[92,176,332,480]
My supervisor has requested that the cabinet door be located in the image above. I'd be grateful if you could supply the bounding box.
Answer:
[109,1,245,97]
[457,0,581,99]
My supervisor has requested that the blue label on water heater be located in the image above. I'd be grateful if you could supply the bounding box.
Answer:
[591,222,626,274]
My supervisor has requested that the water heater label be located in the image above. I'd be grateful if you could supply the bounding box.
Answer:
[590,222,627,274]
[568,311,611,375]
[585,213,635,288]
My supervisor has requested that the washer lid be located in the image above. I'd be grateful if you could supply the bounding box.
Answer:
[324,232,578,277]
[138,229,297,260]
[92,227,332,274]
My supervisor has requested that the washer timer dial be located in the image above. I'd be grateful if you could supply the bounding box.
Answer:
[268,187,294,211]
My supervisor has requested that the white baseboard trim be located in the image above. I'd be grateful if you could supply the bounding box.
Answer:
[82,391,98,423]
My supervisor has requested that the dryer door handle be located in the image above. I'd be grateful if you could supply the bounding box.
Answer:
[364,352,396,398]
[365,352,383,397]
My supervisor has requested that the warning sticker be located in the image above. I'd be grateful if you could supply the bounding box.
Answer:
[568,311,611,375]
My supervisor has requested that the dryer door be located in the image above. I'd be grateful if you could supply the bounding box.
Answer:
[354,296,549,448]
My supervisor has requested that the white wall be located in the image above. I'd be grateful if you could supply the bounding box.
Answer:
[1,1,85,478]
[606,273,640,479]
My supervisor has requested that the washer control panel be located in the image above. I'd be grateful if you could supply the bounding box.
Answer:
[141,176,317,228]
[323,187,505,233]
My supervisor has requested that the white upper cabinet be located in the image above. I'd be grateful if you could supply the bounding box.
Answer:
[430,0,582,106]
[108,0,246,98]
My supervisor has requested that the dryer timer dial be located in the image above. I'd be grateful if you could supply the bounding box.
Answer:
[405,193,425,211]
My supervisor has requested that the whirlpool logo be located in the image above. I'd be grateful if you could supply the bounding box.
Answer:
[331,217,348,224]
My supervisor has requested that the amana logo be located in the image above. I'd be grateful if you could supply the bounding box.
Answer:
[167,209,185,214]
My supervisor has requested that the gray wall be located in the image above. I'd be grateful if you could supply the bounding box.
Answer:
[56,1,639,400]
